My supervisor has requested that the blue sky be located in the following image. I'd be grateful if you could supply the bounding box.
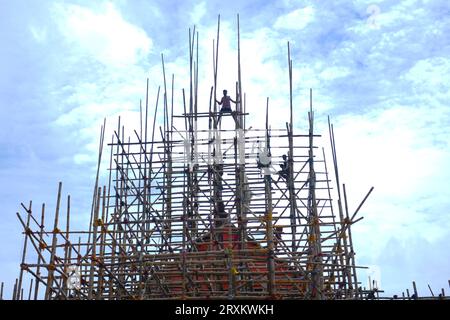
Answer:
[1,0,449,298]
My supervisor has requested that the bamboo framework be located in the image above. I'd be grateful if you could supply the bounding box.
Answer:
[8,16,446,301]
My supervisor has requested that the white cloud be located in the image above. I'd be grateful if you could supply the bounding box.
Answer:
[74,153,92,165]
[190,2,206,25]
[47,3,157,168]
[333,104,449,199]
[403,57,450,93]
[274,6,315,30]
[52,2,152,66]
[29,25,47,43]
[329,102,450,274]
[319,66,351,80]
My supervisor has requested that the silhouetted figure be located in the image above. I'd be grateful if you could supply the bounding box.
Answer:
[278,154,289,180]
[366,290,375,300]
[215,200,227,227]
[274,226,283,247]
[216,90,238,125]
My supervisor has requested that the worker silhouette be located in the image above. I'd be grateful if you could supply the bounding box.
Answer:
[216,90,238,126]
[278,154,289,181]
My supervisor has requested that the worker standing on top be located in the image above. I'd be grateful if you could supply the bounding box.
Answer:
[216,89,238,125]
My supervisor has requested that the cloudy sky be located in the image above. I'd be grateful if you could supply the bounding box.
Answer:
[1,0,449,298]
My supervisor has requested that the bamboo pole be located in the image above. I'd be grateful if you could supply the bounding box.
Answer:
[97,186,107,299]
[45,182,62,300]
[428,283,435,297]
[328,117,351,297]
[27,279,33,300]
[33,203,46,300]
[286,42,297,254]
[12,278,17,300]
[342,184,356,297]
[412,281,418,299]
[88,187,101,299]
[87,120,106,252]
[265,98,275,297]
[63,195,71,297]
[17,201,32,300]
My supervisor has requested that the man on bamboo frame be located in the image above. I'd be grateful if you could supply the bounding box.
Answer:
[278,154,289,181]
[216,89,239,125]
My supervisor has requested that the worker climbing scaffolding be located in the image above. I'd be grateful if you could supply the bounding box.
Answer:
[278,154,289,181]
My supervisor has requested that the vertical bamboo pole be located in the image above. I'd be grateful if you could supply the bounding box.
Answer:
[17,201,32,300]
[45,182,62,300]
[194,31,200,242]
[148,86,160,239]
[12,278,18,300]
[161,54,173,250]
[108,133,116,300]
[236,16,247,276]
[76,237,81,300]
[342,184,356,297]
[63,195,71,297]
[34,203,45,300]
[287,42,297,253]
[28,279,34,300]
[119,126,126,298]
[412,281,418,299]
[211,15,221,255]
[265,98,275,297]
[87,120,106,252]
[208,85,214,253]
[237,14,243,122]
[231,119,239,298]
[143,79,149,239]
[161,54,169,251]
[328,118,351,297]
[214,15,220,118]
[97,186,107,299]
[88,187,101,299]
[307,89,323,299]
[168,73,174,246]
[182,89,188,298]
[188,27,196,242]
[321,147,342,291]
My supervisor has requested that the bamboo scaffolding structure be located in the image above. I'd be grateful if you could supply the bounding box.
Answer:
[9,16,443,302]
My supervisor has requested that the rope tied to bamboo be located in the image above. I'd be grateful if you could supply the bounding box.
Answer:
[231,266,239,275]
[39,241,47,250]
[25,227,33,236]
[47,263,56,271]
[93,218,103,228]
